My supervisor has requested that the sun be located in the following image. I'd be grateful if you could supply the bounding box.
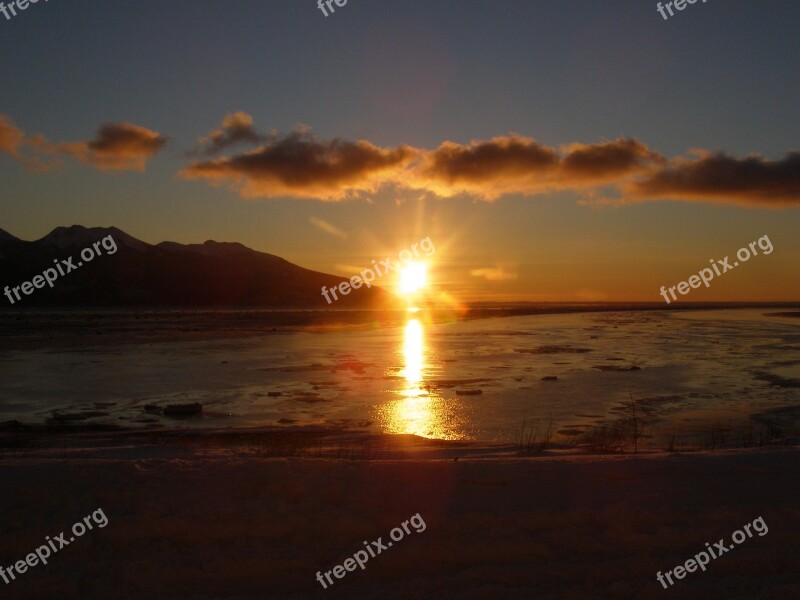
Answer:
[399,261,428,294]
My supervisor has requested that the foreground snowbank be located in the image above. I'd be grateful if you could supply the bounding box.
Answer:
[1,433,798,599]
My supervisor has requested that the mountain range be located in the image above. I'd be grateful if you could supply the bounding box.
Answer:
[0,226,397,308]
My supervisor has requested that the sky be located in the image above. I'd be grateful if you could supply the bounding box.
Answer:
[1,0,799,302]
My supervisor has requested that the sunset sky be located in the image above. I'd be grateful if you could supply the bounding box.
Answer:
[1,0,799,301]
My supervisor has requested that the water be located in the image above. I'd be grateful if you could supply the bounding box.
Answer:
[1,309,798,447]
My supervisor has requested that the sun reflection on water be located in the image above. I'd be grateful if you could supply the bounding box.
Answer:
[377,317,466,440]
[403,319,424,388]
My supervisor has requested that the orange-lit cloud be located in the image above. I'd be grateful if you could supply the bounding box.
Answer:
[188,111,265,156]
[0,115,166,172]
[0,115,24,156]
[560,138,665,182]
[180,127,418,200]
[627,150,800,207]
[0,115,58,171]
[55,123,167,171]
[416,135,559,197]
[411,135,664,199]
[7,111,798,207]
[414,137,800,206]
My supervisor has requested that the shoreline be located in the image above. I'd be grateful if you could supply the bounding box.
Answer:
[2,425,798,463]
[1,302,799,351]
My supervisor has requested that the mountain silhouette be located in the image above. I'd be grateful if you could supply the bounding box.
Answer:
[0,226,398,308]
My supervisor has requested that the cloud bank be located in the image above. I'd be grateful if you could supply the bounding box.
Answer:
[180,127,418,200]
[412,136,664,199]
[181,119,798,207]
[627,150,800,206]
[5,110,798,207]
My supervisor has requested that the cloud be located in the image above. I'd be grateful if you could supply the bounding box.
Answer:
[0,115,25,156]
[7,112,798,208]
[0,116,59,171]
[180,128,419,200]
[188,111,265,156]
[559,138,664,183]
[0,115,166,172]
[310,216,348,239]
[181,129,799,207]
[411,135,663,200]
[470,267,518,281]
[627,150,800,206]
[408,136,800,207]
[56,122,167,171]
[413,136,559,199]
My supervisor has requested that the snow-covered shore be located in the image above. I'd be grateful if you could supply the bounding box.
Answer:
[1,432,798,599]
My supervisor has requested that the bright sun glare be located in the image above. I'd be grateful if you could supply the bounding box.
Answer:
[399,262,427,294]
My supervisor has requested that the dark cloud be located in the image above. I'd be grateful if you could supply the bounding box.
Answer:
[180,128,418,200]
[628,150,800,206]
[188,112,265,156]
[57,122,167,171]
[418,135,559,189]
[411,135,663,199]
[560,138,664,182]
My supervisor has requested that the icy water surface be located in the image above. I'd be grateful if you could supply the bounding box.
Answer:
[1,309,799,447]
